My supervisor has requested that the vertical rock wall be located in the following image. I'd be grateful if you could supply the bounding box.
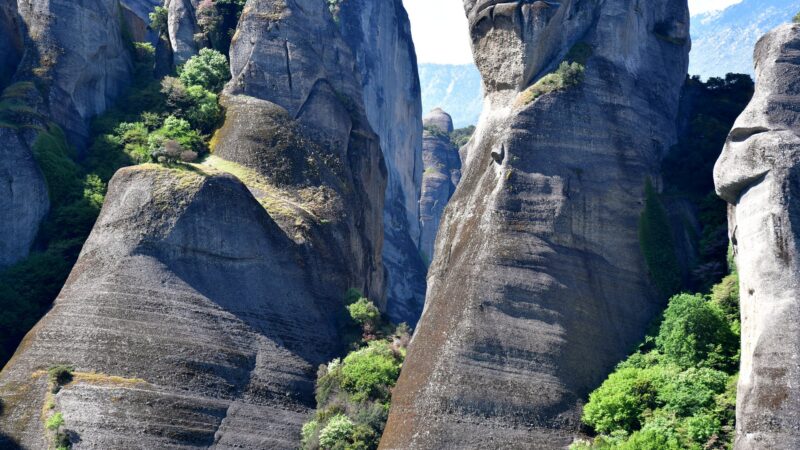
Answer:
[714,23,800,450]
[382,0,691,447]
[337,0,427,324]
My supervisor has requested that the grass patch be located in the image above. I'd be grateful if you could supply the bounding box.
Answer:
[516,61,585,106]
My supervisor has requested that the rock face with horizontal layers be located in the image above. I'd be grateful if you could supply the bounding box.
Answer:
[0,166,345,448]
[381,0,690,448]
[223,0,386,306]
[14,0,131,145]
[419,108,461,265]
[714,23,800,450]
[338,0,427,324]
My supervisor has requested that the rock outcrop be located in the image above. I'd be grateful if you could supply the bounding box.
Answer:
[381,0,690,447]
[714,23,800,450]
[419,108,461,264]
[14,0,132,145]
[121,0,163,43]
[0,165,344,448]
[338,0,427,324]
[166,0,199,65]
[0,0,21,87]
[0,0,388,446]
[0,125,49,270]
[223,0,386,306]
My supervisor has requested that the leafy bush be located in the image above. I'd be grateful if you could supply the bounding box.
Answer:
[148,115,205,154]
[794,11,800,23]
[577,274,740,449]
[517,61,585,106]
[179,48,231,92]
[339,342,402,403]
[656,294,737,371]
[318,414,354,448]
[149,6,168,37]
[639,180,682,297]
[45,412,64,431]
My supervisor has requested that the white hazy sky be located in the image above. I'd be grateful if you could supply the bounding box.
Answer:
[402,0,744,64]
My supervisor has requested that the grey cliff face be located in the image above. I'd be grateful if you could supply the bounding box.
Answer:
[0,0,21,86]
[0,126,49,270]
[15,0,132,145]
[418,108,461,265]
[382,0,690,448]
[121,0,163,43]
[223,0,387,306]
[338,0,427,325]
[714,23,800,450]
[0,166,344,448]
[166,0,199,65]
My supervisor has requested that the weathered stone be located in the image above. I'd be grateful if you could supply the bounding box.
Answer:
[714,23,800,450]
[418,108,461,265]
[166,0,199,65]
[381,0,690,447]
[0,0,21,87]
[0,126,48,270]
[0,165,346,448]
[338,0,427,325]
[224,0,387,306]
[15,0,132,145]
[120,0,162,44]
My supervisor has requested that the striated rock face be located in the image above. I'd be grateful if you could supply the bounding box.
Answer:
[0,166,344,448]
[419,108,461,265]
[338,0,427,324]
[382,0,690,448]
[714,23,800,450]
[166,0,199,65]
[120,0,163,43]
[0,126,49,269]
[0,0,21,87]
[15,0,132,145]
[223,0,387,306]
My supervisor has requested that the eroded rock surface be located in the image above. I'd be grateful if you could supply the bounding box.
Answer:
[0,166,343,448]
[382,0,690,447]
[419,108,461,265]
[15,0,131,145]
[338,0,427,324]
[714,23,800,450]
[166,0,199,65]
[224,0,386,305]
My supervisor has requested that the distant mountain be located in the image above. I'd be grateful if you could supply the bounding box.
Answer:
[418,63,483,128]
[690,0,800,77]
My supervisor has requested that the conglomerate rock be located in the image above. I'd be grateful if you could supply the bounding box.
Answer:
[381,0,690,448]
[714,23,800,450]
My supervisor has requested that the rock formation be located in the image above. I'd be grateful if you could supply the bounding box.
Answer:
[14,0,131,145]
[0,0,21,87]
[419,108,461,264]
[166,0,199,65]
[338,0,427,324]
[714,23,800,450]
[0,165,344,448]
[0,0,387,446]
[381,0,690,447]
[121,0,163,43]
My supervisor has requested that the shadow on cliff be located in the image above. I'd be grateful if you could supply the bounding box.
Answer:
[0,400,23,450]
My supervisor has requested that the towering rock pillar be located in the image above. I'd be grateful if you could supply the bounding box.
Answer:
[419,108,461,264]
[338,0,428,325]
[714,23,800,450]
[381,0,690,447]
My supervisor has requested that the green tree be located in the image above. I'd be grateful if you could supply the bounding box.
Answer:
[340,341,402,403]
[179,48,231,92]
[656,294,737,371]
[318,414,354,449]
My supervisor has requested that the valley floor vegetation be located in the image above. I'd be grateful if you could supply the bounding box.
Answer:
[301,290,411,450]
[0,12,236,363]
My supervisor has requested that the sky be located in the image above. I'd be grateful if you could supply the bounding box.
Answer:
[402,0,745,65]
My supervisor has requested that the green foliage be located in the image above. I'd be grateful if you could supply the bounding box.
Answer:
[149,7,168,36]
[48,365,74,389]
[148,115,205,154]
[639,180,682,297]
[179,48,231,92]
[656,294,737,371]
[319,414,355,448]
[339,342,402,403]
[517,61,585,106]
[711,273,740,324]
[45,412,64,431]
[302,303,411,450]
[450,125,475,148]
[348,298,380,327]
[31,125,81,205]
[162,77,222,133]
[794,11,800,23]
[578,275,740,449]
